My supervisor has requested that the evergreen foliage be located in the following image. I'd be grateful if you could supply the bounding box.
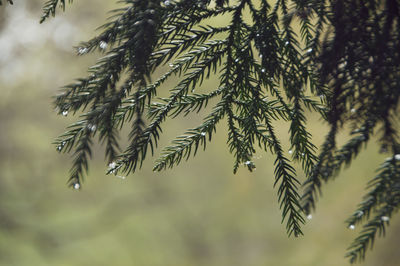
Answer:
[2,0,398,263]
[40,0,73,23]
[0,0,13,5]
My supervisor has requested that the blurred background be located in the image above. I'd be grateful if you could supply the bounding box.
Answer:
[0,1,399,265]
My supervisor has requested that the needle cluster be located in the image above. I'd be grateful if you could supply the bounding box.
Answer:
[27,0,400,263]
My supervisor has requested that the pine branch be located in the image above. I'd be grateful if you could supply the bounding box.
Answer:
[51,0,400,261]
[264,114,304,237]
[55,117,92,188]
[153,95,226,171]
[41,0,73,23]
[346,156,400,263]
[302,123,337,215]
[0,0,13,5]
[150,86,224,119]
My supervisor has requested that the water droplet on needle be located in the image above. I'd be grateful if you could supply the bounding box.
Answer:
[381,216,389,222]
[99,41,108,50]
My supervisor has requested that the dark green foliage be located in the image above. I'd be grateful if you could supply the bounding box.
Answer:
[40,0,73,23]
[300,0,400,262]
[345,157,400,263]
[0,0,13,5]
[40,0,400,263]
[52,0,320,239]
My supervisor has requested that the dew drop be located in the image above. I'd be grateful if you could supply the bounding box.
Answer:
[164,0,170,5]
[62,110,68,116]
[245,161,252,165]
[261,68,266,73]
[285,41,289,46]
[307,48,313,53]
[109,162,117,169]
[108,162,117,174]
[78,47,88,55]
[356,211,364,217]
[307,214,312,220]
[116,175,126,180]
[259,54,263,58]
[87,123,97,132]
[349,224,355,230]
[351,108,356,114]
[381,216,389,222]
[169,63,174,67]
[235,58,239,63]
[368,56,374,63]
[301,153,305,157]
[256,33,260,37]
[288,150,293,155]
[395,154,400,160]
[74,183,80,190]
[200,132,206,136]
[57,145,62,151]
[338,61,347,69]
[99,41,108,50]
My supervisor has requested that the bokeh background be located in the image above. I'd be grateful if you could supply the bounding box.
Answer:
[0,1,399,265]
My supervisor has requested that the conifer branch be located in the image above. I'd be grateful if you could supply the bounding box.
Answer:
[47,0,400,262]
[0,0,13,5]
[153,96,226,171]
[264,114,304,237]
[41,0,73,23]
[345,156,400,263]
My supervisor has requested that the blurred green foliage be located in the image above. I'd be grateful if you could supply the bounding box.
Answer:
[0,1,400,265]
